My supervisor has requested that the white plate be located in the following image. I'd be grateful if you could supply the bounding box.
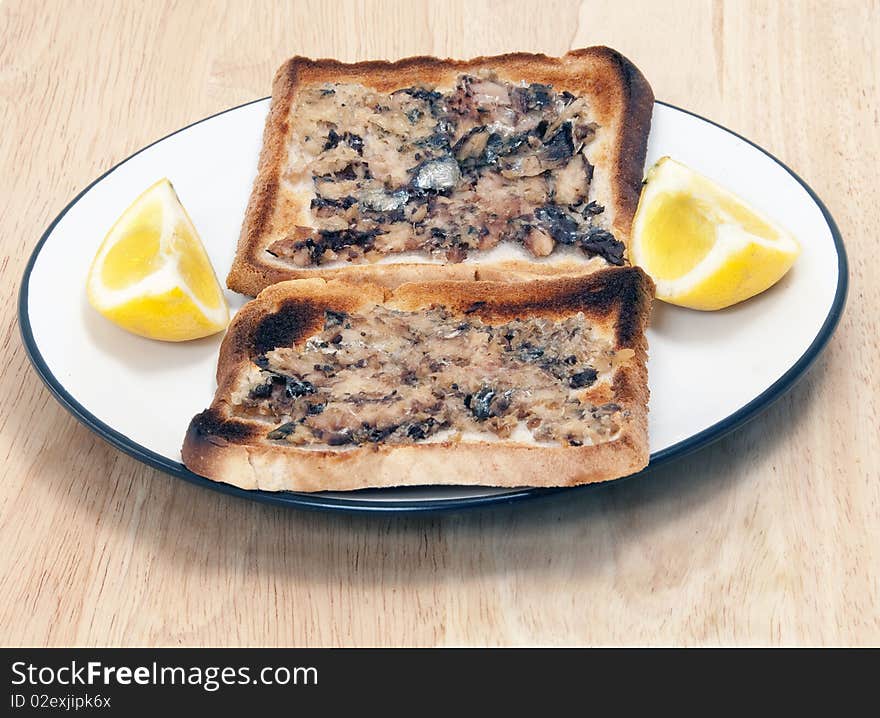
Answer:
[19,99,847,512]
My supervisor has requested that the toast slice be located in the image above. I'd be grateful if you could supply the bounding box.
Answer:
[183,269,654,492]
[228,47,654,295]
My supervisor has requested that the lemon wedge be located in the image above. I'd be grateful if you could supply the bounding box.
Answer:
[87,179,229,341]
[631,157,800,310]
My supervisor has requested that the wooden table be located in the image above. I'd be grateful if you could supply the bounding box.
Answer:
[1,0,877,647]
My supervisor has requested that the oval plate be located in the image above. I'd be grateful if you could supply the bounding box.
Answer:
[19,99,847,513]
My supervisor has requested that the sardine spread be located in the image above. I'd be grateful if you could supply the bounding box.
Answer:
[231,306,632,448]
[268,73,625,267]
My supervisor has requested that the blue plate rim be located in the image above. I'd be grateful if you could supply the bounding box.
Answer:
[17,98,848,514]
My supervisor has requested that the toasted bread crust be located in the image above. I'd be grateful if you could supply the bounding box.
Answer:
[183,269,653,492]
[227,47,654,296]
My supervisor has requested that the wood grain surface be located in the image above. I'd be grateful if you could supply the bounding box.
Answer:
[1,0,877,647]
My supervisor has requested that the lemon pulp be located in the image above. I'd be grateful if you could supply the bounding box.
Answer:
[639,192,717,280]
[100,202,163,290]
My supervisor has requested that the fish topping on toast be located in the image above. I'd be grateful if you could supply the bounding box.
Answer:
[231,304,631,448]
[267,72,624,267]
